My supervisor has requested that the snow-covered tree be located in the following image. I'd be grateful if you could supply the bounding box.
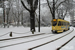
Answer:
[46,0,67,19]
[21,0,38,31]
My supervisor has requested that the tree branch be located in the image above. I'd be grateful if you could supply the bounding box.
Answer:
[55,0,59,5]
[34,0,38,11]
[55,0,66,10]
[63,9,67,18]
[21,0,31,12]
[46,0,53,15]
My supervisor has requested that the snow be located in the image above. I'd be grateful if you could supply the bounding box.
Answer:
[0,26,51,39]
[61,38,75,50]
[34,27,75,50]
[0,26,75,50]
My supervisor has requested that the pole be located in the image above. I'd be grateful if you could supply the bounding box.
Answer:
[38,0,40,32]
[53,0,55,19]
[3,0,5,28]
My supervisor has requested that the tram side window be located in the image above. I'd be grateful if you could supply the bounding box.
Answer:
[68,23,70,25]
[67,23,68,25]
[62,22,64,26]
[66,23,67,25]
[58,21,61,26]
[68,23,69,25]
[65,22,66,26]
[66,23,67,26]
[63,22,65,26]
[69,23,70,25]
[64,22,66,26]
[61,22,63,26]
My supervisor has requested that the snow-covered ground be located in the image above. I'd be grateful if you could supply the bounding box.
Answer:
[34,27,75,50]
[0,26,75,50]
[0,26,51,39]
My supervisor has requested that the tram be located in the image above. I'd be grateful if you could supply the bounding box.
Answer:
[51,19,70,33]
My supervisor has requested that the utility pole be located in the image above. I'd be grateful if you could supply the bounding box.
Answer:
[53,0,55,19]
[38,0,40,32]
[3,0,6,28]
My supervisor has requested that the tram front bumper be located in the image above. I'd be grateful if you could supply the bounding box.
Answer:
[51,30,57,33]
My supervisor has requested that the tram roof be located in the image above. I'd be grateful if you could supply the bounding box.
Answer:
[52,19,69,22]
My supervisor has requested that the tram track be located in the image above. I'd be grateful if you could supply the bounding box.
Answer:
[0,33,56,48]
[56,36,75,50]
[0,29,74,49]
[0,33,50,41]
[28,29,74,50]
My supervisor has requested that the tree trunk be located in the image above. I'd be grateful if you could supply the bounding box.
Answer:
[7,13,9,28]
[30,12,35,32]
[53,0,55,19]
[3,2,5,28]
[52,14,55,19]
[21,11,23,25]
[38,0,40,32]
[17,11,20,26]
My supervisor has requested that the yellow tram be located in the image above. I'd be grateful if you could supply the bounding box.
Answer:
[51,19,70,33]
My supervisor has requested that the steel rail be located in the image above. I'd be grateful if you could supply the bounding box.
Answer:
[56,36,75,50]
[28,29,74,50]
[0,33,56,48]
[0,33,48,41]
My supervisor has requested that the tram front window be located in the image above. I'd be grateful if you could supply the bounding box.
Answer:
[52,21,57,26]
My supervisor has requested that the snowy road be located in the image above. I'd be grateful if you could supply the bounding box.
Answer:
[0,27,75,50]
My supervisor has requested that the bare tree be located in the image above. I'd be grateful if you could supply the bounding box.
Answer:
[58,0,74,20]
[11,0,24,26]
[5,0,11,27]
[46,0,66,19]
[21,0,38,32]
[56,5,68,20]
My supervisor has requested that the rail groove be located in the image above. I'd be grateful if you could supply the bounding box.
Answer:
[28,29,74,50]
[0,33,46,41]
[56,36,75,50]
[0,34,56,48]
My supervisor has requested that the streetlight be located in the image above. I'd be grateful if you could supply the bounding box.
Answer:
[38,0,40,32]
[3,0,6,28]
[53,0,55,19]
